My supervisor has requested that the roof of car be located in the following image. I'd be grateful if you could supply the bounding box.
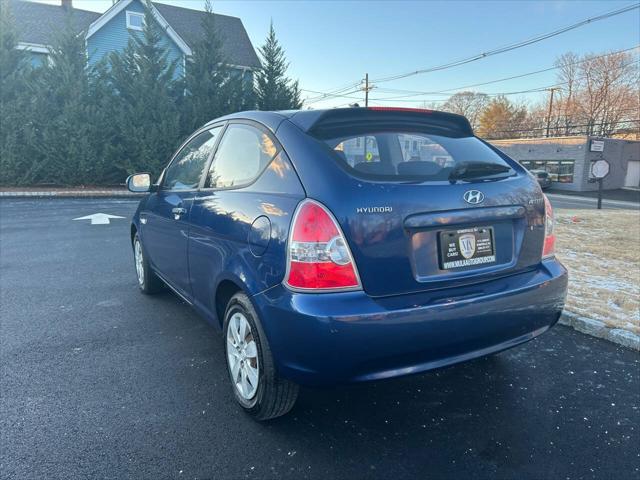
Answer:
[206,108,475,136]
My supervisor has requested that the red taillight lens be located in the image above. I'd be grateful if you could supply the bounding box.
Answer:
[542,194,555,258]
[286,200,361,291]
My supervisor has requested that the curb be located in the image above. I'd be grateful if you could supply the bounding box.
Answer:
[0,190,143,198]
[559,311,640,351]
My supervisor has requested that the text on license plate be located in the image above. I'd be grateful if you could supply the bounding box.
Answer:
[439,227,496,270]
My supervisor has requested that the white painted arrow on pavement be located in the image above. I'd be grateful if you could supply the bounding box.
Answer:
[73,213,125,225]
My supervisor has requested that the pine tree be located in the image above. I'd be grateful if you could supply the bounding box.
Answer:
[255,22,301,111]
[221,68,256,113]
[182,0,256,132]
[28,8,99,185]
[182,0,230,132]
[0,1,34,185]
[103,0,181,179]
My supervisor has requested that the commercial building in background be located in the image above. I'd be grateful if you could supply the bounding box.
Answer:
[491,136,640,192]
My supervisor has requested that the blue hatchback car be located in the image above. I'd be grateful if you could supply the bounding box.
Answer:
[127,107,568,420]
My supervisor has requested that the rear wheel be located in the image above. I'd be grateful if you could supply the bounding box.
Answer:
[133,233,164,294]
[223,292,298,420]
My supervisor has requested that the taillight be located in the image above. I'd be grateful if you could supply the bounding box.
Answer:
[285,199,361,291]
[542,194,555,259]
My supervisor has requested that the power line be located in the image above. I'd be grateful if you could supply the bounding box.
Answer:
[302,88,363,105]
[491,119,640,135]
[304,43,638,106]
[370,3,640,84]
[303,2,639,104]
[371,45,640,97]
[366,61,638,103]
[301,81,363,103]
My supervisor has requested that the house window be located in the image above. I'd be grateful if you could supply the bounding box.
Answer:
[126,11,144,31]
[520,160,575,183]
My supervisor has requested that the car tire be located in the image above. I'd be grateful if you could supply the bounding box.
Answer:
[133,233,164,294]
[223,292,299,420]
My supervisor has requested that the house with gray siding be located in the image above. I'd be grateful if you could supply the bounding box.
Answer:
[491,136,640,192]
[10,0,260,79]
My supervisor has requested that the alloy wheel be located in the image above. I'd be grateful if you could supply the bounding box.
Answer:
[226,312,260,400]
[134,239,144,286]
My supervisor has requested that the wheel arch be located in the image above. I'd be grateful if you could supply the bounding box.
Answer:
[214,278,244,328]
[130,223,138,246]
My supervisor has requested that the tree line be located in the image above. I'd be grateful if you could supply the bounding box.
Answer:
[431,49,639,140]
[0,0,301,186]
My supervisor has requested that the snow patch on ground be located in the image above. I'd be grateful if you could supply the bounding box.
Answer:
[555,209,639,334]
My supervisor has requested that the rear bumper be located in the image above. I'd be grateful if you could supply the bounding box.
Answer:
[252,259,568,386]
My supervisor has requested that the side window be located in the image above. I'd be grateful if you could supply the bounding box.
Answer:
[205,124,278,189]
[163,127,222,191]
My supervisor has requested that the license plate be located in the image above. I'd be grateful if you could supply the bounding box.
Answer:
[439,227,495,270]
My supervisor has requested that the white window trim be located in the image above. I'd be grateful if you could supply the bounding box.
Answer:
[87,0,192,56]
[16,42,49,54]
[126,11,145,31]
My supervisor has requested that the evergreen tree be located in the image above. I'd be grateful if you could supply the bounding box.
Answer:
[28,9,99,185]
[102,1,181,178]
[255,22,301,110]
[221,68,256,113]
[182,0,256,132]
[0,2,35,185]
[182,0,229,132]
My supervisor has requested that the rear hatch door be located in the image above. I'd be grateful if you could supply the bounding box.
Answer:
[285,108,546,297]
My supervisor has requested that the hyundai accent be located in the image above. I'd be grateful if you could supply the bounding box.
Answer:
[126,107,568,420]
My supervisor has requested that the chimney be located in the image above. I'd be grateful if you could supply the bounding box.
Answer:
[61,0,72,9]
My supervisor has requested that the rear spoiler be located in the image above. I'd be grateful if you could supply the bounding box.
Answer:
[287,107,474,138]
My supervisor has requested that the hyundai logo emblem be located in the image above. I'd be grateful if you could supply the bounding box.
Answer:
[463,190,485,205]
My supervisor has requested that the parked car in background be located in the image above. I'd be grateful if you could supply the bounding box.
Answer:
[530,169,552,190]
[126,107,568,420]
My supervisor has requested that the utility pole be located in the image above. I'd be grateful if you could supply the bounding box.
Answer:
[365,73,369,107]
[363,73,374,107]
[545,87,559,138]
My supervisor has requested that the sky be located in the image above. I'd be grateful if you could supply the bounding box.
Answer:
[33,0,640,109]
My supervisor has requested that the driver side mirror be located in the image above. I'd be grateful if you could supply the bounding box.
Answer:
[126,173,153,193]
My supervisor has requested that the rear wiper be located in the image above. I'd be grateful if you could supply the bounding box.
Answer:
[448,161,512,183]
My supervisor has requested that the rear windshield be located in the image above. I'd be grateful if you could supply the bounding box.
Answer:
[322,131,515,182]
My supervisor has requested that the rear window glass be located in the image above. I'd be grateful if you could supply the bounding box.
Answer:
[325,131,514,182]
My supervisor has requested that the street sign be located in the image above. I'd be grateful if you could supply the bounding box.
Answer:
[73,213,125,225]
[590,140,605,152]
[591,159,610,179]
[589,159,610,210]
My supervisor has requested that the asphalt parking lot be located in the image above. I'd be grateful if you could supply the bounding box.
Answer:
[1,198,638,480]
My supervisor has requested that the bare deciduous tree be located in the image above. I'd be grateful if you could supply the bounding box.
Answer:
[440,91,489,130]
[542,50,639,137]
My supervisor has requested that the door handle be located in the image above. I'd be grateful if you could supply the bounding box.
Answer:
[172,207,187,219]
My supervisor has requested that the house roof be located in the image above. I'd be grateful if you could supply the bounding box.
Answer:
[10,0,100,46]
[9,0,261,69]
[154,3,260,68]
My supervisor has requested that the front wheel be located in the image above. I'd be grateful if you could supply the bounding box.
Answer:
[133,233,164,294]
[223,292,298,420]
